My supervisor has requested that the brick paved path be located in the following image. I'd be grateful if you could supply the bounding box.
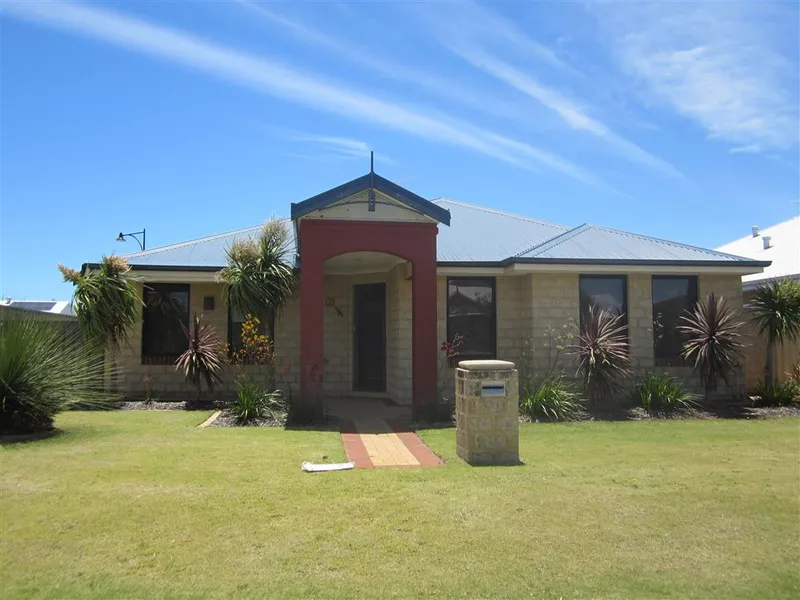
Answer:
[340,418,442,469]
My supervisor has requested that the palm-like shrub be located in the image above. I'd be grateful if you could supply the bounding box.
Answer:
[0,317,115,434]
[58,256,141,350]
[520,377,582,421]
[175,315,223,404]
[570,305,630,403]
[218,219,296,326]
[678,294,744,401]
[632,373,697,416]
[749,279,800,389]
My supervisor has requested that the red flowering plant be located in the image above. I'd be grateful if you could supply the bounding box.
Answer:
[440,333,464,368]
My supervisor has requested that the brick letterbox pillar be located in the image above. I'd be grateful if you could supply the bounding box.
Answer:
[455,360,519,465]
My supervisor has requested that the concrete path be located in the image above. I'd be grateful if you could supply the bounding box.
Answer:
[340,418,442,469]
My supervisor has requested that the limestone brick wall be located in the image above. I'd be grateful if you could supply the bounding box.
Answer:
[115,281,302,400]
[438,274,531,402]
[116,281,231,399]
[525,273,580,380]
[386,264,413,405]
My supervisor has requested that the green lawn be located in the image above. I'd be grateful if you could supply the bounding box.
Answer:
[1,413,798,599]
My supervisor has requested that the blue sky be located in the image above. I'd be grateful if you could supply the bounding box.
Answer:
[2,0,798,301]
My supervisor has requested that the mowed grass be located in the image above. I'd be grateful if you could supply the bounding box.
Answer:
[1,413,798,599]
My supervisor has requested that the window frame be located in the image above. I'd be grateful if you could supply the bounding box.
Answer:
[652,275,698,367]
[227,306,275,357]
[446,276,497,361]
[578,274,629,330]
[141,283,190,365]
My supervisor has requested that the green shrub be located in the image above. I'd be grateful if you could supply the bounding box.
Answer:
[0,317,115,434]
[520,377,582,421]
[228,377,289,424]
[752,378,800,407]
[632,373,697,415]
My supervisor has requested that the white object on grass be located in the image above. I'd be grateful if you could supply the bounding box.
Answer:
[301,461,355,472]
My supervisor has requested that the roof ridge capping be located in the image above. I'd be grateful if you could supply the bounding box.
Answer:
[432,198,567,230]
[514,223,590,258]
[585,223,761,261]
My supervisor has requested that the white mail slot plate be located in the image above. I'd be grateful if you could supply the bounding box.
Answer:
[481,381,506,397]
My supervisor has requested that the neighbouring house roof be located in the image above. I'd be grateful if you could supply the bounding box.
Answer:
[0,299,76,317]
[102,172,767,272]
[715,216,800,288]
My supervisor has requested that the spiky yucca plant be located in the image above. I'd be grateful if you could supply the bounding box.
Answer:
[678,294,744,401]
[58,256,141,350]
[749,279,800,390]
[0,317,115,434]
[571,305,630,404]
[217,219,296,328]
[175,314,223,404]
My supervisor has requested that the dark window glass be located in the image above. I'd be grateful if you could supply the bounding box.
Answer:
[579,275,628,329]
[228,307,273,354]
[142,283,190,364]
[447,277,496,358]
[653,276,698,366]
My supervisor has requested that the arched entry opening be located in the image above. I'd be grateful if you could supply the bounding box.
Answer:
[297,219,439,417]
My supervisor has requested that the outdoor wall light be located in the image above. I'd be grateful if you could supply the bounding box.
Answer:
[116,229,146,251]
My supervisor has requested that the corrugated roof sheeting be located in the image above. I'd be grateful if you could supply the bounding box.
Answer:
[432,199,568,262]
[126,223,295,268]
[519,224,752,262]
[122,201,760,269]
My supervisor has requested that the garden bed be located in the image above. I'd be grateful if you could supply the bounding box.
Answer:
[208,410,286,427]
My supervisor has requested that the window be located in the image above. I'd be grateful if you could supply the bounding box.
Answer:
[579,275,628,328]
[228,307,274,354]
[652,276,698,366]
[447,277,496,359]
[142,283,190,364]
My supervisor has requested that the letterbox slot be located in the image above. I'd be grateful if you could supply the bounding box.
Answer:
[481,381,506,397]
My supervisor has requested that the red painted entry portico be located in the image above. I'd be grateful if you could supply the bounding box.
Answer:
[291,169,451,416]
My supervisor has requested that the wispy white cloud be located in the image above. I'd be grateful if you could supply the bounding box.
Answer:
[1,1,603,187]
[414,2,684,179]
[235,0,529,123]
[729,144,763,155]
[595,2,799,153]
[283,130,397,166]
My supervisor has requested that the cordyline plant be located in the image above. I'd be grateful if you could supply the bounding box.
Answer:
[748,279,800,390]
[570,305,630,404]
[678,293,744,401]
[217,219,296,334]
[58,255,141,350]
[175,314,223,405]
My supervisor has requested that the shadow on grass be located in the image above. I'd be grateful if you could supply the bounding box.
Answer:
[0,429,63,445]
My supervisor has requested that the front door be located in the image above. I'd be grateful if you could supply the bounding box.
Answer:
[353,283,386,392]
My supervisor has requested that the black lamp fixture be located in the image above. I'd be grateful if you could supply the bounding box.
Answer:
[116,229,146,251]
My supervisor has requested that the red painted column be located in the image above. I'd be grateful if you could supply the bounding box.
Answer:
[411,235,439,414]
[299,228,325,405]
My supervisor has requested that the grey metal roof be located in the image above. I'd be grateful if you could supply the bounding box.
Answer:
[119,195,765,270]
[516,224,761,264]
[123,223,292,269]
[432,199,568,262]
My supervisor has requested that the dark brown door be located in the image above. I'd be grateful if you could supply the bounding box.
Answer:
[353,283,386,392]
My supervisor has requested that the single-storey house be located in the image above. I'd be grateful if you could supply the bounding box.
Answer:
[716,217,800,386]
[91,169,770,411]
